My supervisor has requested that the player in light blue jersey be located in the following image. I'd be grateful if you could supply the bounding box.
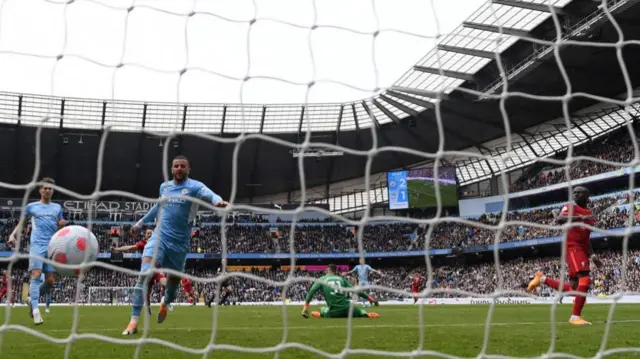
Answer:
[8,177,65,325]
[40,272,52,313]
[122,155,228,336]
[346,259,383,307]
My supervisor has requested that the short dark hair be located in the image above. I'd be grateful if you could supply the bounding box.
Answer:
[327,264,337,273]
[173,155,189,163]
[575,186,590,195]
[41,177,55,187]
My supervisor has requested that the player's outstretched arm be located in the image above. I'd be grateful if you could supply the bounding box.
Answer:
[370,266,384,276]
[8,220,25,246]
[112,245,137,253]
[344,267,357,276]
[8,205,32,246]
[195,185,228,208]
[131,204,159,235]
[302,282,321,318]
[57,204,67,228]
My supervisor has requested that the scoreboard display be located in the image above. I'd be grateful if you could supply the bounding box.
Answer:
[387,167,458,210]
[387,171,408,210]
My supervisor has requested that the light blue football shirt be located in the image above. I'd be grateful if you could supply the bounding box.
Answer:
[24,202,63,248]
[351,264,373,284]
[139,178,222,252]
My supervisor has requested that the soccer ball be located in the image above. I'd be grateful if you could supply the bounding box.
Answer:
[47,225,99,276]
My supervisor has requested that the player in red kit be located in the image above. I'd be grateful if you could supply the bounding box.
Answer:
[181,277,198,305]
[410,273,424,304]
[0,270,11,305]
[112,228,168,314]
[527,186,602,325]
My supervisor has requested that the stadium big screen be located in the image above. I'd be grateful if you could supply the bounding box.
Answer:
[387,167,458,210]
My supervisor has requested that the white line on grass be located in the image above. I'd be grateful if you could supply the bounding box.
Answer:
[3,319,640,335]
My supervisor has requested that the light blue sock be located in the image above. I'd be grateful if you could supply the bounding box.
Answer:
[45,294,51,309]
[131,262,152,317]
[29,276,43,311]
[164,281,178,306]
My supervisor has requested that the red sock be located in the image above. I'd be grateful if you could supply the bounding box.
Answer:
[572,277,590,316]
[544,277,572,292]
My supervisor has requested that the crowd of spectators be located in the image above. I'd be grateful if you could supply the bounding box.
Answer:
[0,192,635,255]
[421,193,631,250]
[510,129,637,193]
[408,167,457,184]
[1,128,639,306]
[2,249,639,305]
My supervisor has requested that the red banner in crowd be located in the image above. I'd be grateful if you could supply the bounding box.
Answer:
[304,265,350,272]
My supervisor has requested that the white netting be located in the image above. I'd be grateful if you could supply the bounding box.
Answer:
[88,287,135,305]
[0,0,638,358]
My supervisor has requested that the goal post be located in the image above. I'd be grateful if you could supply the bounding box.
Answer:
[87,287,136,306]
[87,286,201,307]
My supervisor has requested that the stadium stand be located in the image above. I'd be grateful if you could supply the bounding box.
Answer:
[510,127,639,193]
[5,124,640,308]
[3,2,640,358]
[2,249,639,305]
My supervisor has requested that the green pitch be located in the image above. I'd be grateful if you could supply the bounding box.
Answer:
[0,304,638,358]
[407,180,457,208]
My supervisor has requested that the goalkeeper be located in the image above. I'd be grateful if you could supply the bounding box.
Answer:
[301,264,380,319]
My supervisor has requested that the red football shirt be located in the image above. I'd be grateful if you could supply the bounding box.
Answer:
[560,203,595,251]
[134,240,147,253]
[411,277,422,290]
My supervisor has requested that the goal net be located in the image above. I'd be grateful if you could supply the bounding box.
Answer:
[0,0,638,358]
[88,287,136,306]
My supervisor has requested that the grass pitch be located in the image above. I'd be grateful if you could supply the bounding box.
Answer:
[0,304,638,358]
[407,180,457,209]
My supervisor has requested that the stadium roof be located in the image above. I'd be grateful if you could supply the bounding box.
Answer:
[1,0,640,201]
[0,0,579,134]
[453,102,640,184]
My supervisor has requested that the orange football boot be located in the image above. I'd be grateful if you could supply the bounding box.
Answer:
[157,304,168,323]
[527,272,544,293]
[122,322,138,336]
[569,317,592,326]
